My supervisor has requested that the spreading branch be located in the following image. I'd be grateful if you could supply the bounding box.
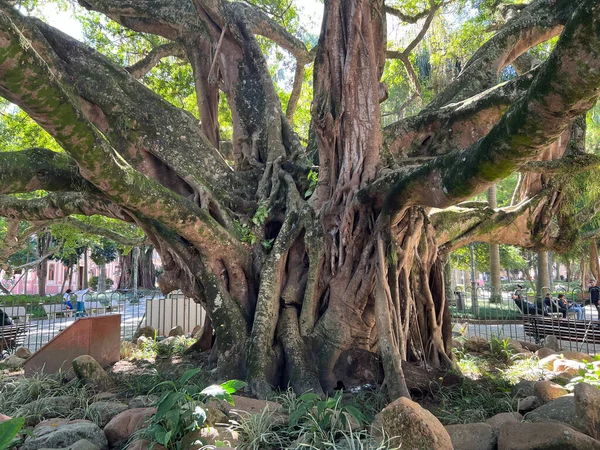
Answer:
[63,217,147,246]
[126,42,186,78]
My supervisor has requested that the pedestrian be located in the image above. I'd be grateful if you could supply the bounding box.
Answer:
[589,279,600,316]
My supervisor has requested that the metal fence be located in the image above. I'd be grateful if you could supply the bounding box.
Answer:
[1,290,207,355]
[451,286,600,354]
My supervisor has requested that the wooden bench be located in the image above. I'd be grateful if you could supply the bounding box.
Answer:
[0,323,34,352]
[43,304,74,320]
[1,306,30,323]
[523,315,600,345]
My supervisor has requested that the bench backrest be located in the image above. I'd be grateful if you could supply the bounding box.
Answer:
[43,304,66,314]
[1,306,27,318]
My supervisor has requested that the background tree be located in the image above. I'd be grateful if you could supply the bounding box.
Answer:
[1,0,600,401]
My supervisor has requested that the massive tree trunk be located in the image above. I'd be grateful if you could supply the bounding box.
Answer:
[0,0,600,401]
[118,246,155,290]
[488,185,502,303]
[36,232,51,297]
[537,251,550,298]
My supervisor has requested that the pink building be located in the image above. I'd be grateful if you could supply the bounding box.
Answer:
[2,252,121,295]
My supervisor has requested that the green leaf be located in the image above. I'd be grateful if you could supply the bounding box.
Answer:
[156,392,185,420]
[200,385,234,404]
[220,380,247,395]
[344,405,366,424]
[0,417,24,450]
[298,393,320,403]
[179,368,203,385]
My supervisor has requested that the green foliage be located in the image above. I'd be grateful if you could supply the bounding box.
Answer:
[88,276,114,290]
[305,169,318,199]
[90,239,118,266]
[137,370,246,450]
[252,203,270,227]
[0,417,24,450]
[451,243,527,273]
[489,335,514,361]
[565,357,600,390]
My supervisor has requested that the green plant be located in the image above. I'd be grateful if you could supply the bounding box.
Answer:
[252,202,270,227]
[0,417,24,450]
[135,369,246,450]
[489,335,514,361]
[305,169,318,199]
[565,359,600,390]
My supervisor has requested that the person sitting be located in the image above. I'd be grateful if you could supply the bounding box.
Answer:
[558,293,585,320]
[0,308,12,326]
[544,293,567,318]
[513,294,545,315]
[62,289,74,310]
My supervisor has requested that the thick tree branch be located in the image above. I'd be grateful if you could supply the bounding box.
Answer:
[427,0,576,110]
[364,0,600,217]
[520,153,600,174]
[63,217,147,246]
[0,148,96,195]
[384,4,431,23]
[126,42,186,78]
[285,62,304,123]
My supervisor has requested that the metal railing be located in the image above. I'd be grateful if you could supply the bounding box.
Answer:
[1,290,207,355]
[451,286,600,354]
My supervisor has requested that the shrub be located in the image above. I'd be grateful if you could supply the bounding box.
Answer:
[88,276,114,290]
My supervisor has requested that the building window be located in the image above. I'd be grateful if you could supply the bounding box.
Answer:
[48,264,55,281]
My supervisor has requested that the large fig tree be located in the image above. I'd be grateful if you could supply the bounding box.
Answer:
[1,0,600,399]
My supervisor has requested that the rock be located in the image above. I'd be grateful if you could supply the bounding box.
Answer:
[17,396,80,426]
[0,412,11,422]
[36,439,102,450]
[507,339,525,353]
[553,359,585,375]
[103,407,156,449]
[72,356,114,392]
[518,396,540,413]
[445,423,495,450]
[1,355,26,369]
[543,335,561,351]
[182,426,239,449]
[133,326,156,341]
[575,382,600,439]
[208,395,282,417]
[497,422,600,450]
[538,354,561,371]
[191,324,202,337]
[380,396,453,449]
[168,325,184,337]
[526,395,582,431]
[533,380,569,404]
[202,403,228,425]
[21,420,108,450]
[485,412,522,433]
[518,340,541,352]
[128,395,159,409]
[465,336,489,353]
[87,401,129,428]
[136,336,149,349]
[561,351,593,362]
[126,440,166,450]
[551,371,575,384]
[156,336,176,352]
[15,346,32,359]
[91,393,117,403]
[512,380,536,397]
[536,347,557,358]
[333,348,384,389]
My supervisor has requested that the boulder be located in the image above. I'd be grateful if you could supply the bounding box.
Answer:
[497,422,600,450]
[191,324,202,337]
[209,395,282,416]
[156,336,176,352]
[0,413,11,422]
[15,346,32,359]
[543,335,561,351]
[561,351,593,362]
[17,396,80,426]
[87,401,129,428]
[518,396,540,413]
[518,340,541,352]
[445,422,495,450]
[37,439,101,450]
[1,355,26,369]
[332,348,384,389]
[136,336,149,349]
[380,396,453,449]
[128,395,159,409]
[525,395,582,431]
[553,359,585,375]
[91,393,117,403]
[72,356,114,392]
[485,412,522,433]
[103,407,156,449]
[575,382,600,439]
[512,380,536,397]
[533,380,569,404]
[538,354,561,371]
[168,325,184,337]
[133,326,156,341]
[21,420,107,450]
[507,339,525,353]
[465,336,489,353]
[201,403,228,425]
[536,347,557,359]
